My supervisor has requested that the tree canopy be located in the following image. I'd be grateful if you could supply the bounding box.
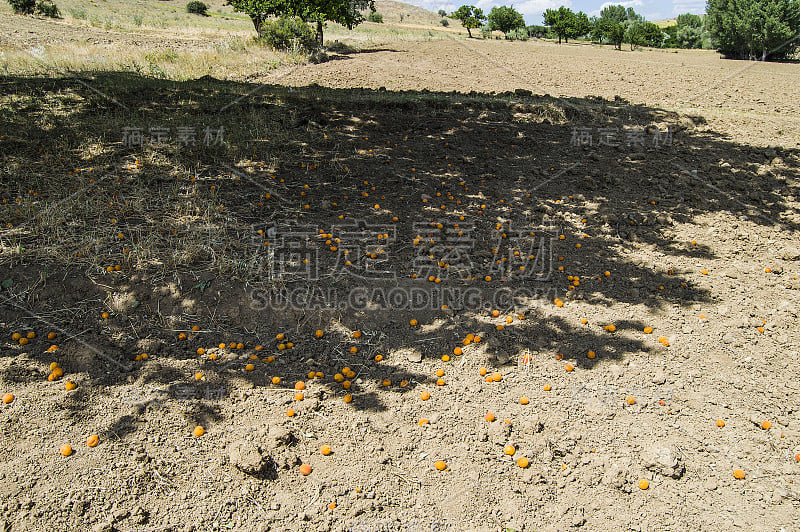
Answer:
[543,6,591,44]
[706,0,800,60]
[226,0,374,45]
[452,5,486,38]
[487,5,525,35]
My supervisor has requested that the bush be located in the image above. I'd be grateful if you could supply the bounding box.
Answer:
[505,28,527,41]
[440,18,448,27]
[367,11,383,23]
[186,1,207,15]
[35,0,60,17]
[438,9,446,17]
[8,0,35,14]
[259,16,319,52]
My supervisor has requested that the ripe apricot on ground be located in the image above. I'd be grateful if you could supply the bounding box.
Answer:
[320,445,332,456]
[638,479,649,490]
[434,460,447,471]
[420,391,431,401]
[87,435,99,447]
[315,330,323,338]
[644,327,653,334]
[485,412,495,422]
[626,396,636,405]
[761,421,771,430]
[605,325,616,332]
[2,393,14,404]
[294,392,304,401]
[60,444,73,456]
[479,367,487,376]
[517,457,529,468]
[299,463,312,476]
[565,364,574,372]
[543,384,551,391]
[410,319,418,326]
[272,377,281,385]
[193,426,205,437]
[245,364,254,371]
[65,381,77,391]
[504,445,516,456]
[344,394,353,403]
[295,381,306,390]
[733,469,745,479]
[286,408,295,417]
[716,419,725,427]
[453,347,462,355]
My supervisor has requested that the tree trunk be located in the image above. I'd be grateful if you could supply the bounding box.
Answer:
[467,27,472,38]
[316,20,323,48]
[558,34,561,44]
[250,14,263,35]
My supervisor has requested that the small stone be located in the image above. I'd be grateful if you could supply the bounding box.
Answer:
[229,441,271,475]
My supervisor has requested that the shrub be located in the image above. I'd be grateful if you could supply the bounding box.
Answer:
[505,28,527,41]
[186,1,208,15]
[440,18,448,27]
[367,11,383,23]
[259,16,319,52]
[8,0,35,14]
[35,0,60,17]
[480,24,492,38]
[438,9,446,17]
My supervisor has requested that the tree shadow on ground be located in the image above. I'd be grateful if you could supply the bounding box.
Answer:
[0,71,798,437]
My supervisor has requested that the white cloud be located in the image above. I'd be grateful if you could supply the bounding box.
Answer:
[671,1,706,15]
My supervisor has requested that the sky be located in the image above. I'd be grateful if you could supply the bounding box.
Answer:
[405,0,707,25]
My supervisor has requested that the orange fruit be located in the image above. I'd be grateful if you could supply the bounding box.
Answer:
[245,364,254,371]
[26,331,35,339]
[643,327,653,334]
[638,479,649,490]
[294,392,304,401]
[192,325,200,331]
[295,381,306,391]
[453,347,462,355]
[565,364,574,372]
[2,393,14,404]
[587,351,596,359]
[11,333,20,341]
[520,397,530,405]
[485,412,495,422]
[86,434,99,447]
[344,394,353,403]
[410,319,418,326]
[271,377,281,385]
[492,372,502,382]
[299,463,312,476]
[353,331,362,339]
[604,325,616,332]
[626,396,636,405]
[761,421,771,430]
[315,330,323,338]
[517,457,529,468]
[196,348,205,356]
[441,354,450,362]
[504,445,515,456]
[286,408,295,417]
[434,460,447,471]
[320,445,332,456]
[479,367,487,376]
[733,469,745,479]
[60,444,73,456]
[716,419,725,427]
[543,384,551,391]
[420,391,431,401]
[65,381,77,391]
[193,426,205,437]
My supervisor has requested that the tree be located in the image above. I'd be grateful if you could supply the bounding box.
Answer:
[624,21,646,49]
[452,5,486,38]
[226,0,374,46]
[706,0,800,60]
[641,21,665,47]
[488,5,525,35]
[568,11,592,40]
[543,6,575,44]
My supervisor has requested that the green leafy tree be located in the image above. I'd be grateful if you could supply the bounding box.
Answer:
[226,0,374,46]
[543,6,575,43]
[569,11,592,40]
[488,5,525,35]
[707,0,800,60]
[600,4,627,24]
[641,21,665,47]
[452,5,486,37]
[624,21,646,49]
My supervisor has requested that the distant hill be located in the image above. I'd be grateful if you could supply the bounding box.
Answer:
[365,0,452,26]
